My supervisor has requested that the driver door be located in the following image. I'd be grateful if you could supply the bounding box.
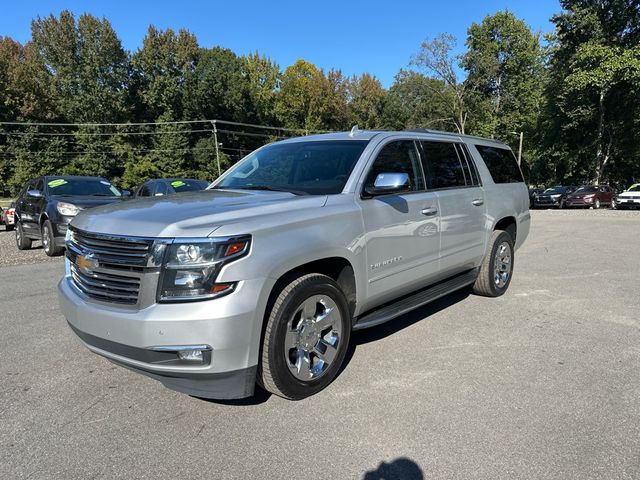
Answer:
[358,139,441,309]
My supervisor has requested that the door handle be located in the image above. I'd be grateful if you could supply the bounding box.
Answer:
[421,207,438,216]
[472,199,484,206]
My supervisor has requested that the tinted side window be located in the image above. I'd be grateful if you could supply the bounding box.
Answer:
[154,182,169,195]
[364,140,424,192]
[138,183,153,197]
[420,141,466,189]
[474,145,524,184]
[35,179,44,192]
[457,144,481,186]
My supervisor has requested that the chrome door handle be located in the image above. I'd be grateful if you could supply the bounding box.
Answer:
[472,199,484,206]
[421,207,438,216]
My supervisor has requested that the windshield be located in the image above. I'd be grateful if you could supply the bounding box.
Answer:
[543,187,565,194]
[213,140,369,195]
[628,185,640,192]
[575,186,597,194]
[47,178,121,197]
[171,179,210,192]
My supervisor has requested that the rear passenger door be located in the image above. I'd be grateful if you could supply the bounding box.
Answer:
[419,141,486,274]
[358,139,441,306]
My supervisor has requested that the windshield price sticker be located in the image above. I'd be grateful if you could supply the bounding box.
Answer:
[48,179,68,188]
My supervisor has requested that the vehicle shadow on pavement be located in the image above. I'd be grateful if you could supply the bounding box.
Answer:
[363,457,425,479]
[196,386,272,406]
[340,288,471,377]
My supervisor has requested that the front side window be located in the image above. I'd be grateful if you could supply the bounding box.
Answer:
[215,140,368,195]
[154,182,169,196]
[363,140,425,193]
[420,141,466,189]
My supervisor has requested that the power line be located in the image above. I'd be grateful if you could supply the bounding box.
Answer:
[0,118,326,134]
[0,128,214,137]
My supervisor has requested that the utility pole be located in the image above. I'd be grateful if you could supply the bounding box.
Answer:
[517,131,523,167]
[211,120,221,178]
[510,131,524,166]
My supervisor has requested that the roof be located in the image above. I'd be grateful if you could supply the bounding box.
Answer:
[277,128,509,148]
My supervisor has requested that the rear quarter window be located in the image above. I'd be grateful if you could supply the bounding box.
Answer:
[474,145,524,184]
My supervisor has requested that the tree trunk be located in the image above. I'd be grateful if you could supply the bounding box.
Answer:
[594,90,606,185]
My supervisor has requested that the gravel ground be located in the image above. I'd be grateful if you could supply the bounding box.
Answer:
[1,209,640,479]
[0,227,63,267]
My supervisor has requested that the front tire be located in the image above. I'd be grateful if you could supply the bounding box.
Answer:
[259,273,351,400]
[472,230,515,297]
[15,221,32,250]
[42,220,64,257]
[594,198,601,209]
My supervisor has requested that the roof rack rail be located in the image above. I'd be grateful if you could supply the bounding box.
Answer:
[404,128,458,135]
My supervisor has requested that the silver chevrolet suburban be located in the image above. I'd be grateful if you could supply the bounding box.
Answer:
[58,128,530,400]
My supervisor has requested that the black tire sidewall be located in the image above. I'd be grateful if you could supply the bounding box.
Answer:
[266,277,351,399]
[16,222,29,250]
[487,231,515,297]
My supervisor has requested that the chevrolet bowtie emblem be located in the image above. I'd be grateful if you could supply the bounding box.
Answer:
[76,253,99,274]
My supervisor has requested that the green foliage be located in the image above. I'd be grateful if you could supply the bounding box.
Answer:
[1,6,639,192]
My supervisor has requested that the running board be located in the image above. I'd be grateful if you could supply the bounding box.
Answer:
[353,268,479,331]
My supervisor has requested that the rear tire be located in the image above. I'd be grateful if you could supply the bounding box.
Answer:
[15,221,32,250]
[42,220,64,257]
[259,273,351,400]
[6,224,14,232]
[472,230,515,297]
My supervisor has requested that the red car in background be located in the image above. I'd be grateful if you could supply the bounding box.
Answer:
[565,185,615,209]
[1,201,16,231]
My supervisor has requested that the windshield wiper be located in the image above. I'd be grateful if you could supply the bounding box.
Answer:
[217,185,308,196]
[91,193,115,196]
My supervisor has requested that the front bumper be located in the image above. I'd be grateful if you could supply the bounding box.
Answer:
[614,199,640,209]
[58,270,267,399]
[534,197,562,208]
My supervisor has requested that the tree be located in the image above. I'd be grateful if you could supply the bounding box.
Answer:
[381,70,453,131]
[186,47,249,123]
[31,11,131,122]
[243,52,280,125]
[411,33,472,133]
[347,73,386,129]
[132,25,198,121]
[462,11,545,169]
[276,59,349,131]
[540,0,640,185]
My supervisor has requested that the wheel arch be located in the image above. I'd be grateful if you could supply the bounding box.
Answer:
[493,216,517,242]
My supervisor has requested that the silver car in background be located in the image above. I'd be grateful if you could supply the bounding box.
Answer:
[58,129,530,400]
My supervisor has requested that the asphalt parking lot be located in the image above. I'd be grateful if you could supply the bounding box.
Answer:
[1,209,639,479]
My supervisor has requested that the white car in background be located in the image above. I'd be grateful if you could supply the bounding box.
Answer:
[613,184,640,210]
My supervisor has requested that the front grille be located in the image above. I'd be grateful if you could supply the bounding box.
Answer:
[69,229,152,270]
[70,263,141,304]
[67,228,154,305]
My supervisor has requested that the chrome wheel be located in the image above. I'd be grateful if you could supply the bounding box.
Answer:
[284,295,343,381]
[493,241,512,289]
[595,199,600,209]
[16,225,21,246]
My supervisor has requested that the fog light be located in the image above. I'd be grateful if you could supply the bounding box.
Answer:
[178,349,204,362]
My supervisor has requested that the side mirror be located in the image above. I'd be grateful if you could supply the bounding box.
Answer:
[27,189,43,198]
[364,173,411,197]
[120,189,133,198]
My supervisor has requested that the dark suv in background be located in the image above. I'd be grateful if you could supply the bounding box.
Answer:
[14,176,126,256]
[135,178,209,197]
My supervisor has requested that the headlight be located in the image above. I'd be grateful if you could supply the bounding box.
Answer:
[57,202,81,216]
[157,236,250,302]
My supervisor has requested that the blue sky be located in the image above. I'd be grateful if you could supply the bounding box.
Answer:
[2,0,561,87]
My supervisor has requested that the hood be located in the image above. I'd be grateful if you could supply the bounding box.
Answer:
[52,195,124,209]
[617,191,639,198]
[70,189,328,238]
